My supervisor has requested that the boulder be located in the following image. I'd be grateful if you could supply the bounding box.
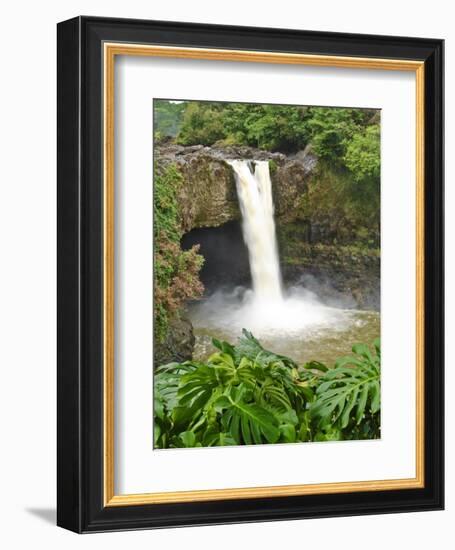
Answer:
[154,315,195,367]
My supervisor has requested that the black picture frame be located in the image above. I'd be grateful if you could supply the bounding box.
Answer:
[57,16,444,533]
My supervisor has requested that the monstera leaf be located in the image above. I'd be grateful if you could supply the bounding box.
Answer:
[229,329,299,369]
[215,386,280,445]
[154,362,196,412]
[153,333,381,448]
[310,339,380,429]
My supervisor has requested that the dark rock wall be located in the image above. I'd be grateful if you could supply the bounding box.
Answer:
[181,221,251,291]
[280,240,380,310]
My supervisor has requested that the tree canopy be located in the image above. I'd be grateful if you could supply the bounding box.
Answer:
[154,100,380,187]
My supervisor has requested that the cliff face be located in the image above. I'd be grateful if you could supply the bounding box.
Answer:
[154,143,380,365]
[155,143,318,231]
[155,142,380,311]
[154,143,320,365]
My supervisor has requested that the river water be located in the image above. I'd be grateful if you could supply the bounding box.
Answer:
[188,287,379,366]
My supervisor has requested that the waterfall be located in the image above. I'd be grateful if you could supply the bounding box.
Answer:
[228,160,283,302]
[189,159,359,349]
[188,159,371,361]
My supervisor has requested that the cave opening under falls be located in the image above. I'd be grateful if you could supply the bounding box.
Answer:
[186,159,380,366]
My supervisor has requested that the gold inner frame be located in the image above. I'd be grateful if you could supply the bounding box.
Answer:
[103,43,425,507]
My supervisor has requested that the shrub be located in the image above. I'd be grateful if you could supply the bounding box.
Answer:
[268,159,278,174]
[154,331,381,448]
[176,102,226,146]
[344,124,381,183]
[154,100,187,138]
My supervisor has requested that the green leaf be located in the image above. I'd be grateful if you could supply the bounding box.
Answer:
[279,423,296,443]
[310,341,381,433]
[373,338,381,358]
[212,338,223,351]
[314,426,343,442]
[202,429,236,447]
[223,395,280,445]
[179,431,197,447]
[297,412,312,442]
[235,329,298,369]
[154,331,380,448]
[276,408,299,426]
[154,423,161,446]
[154,393,165,420]
[303,360,329,373]
[211,338,236,358]
[356,383,369,424]
[352,343,374,362]
[340,387,359,428]
[172,405,195,426]
[213,395,231,412]
[370,380,381,413]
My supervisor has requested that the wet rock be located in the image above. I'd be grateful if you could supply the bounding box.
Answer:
[279,241,380,311]
[154,315,195,367]
[272,160,311,222]
[155,144,318,231]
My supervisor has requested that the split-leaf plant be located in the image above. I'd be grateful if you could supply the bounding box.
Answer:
[154,330,380,448]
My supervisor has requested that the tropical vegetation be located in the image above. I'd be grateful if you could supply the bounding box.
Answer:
[154,163,204,343]
[153,101,381,444]
[154,331,381,448]
[154,100,381,254]
[155,100,380,188]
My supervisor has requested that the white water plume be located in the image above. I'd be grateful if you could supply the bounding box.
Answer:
[188,285,379,365]
[190,285,351,339]
[228,160,282,302]
[214,159,340,338]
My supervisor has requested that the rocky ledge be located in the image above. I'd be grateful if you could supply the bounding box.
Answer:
[155,143,318,231]
[281,243,380,311]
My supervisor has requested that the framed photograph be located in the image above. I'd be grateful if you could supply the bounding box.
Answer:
[57,16,444,532]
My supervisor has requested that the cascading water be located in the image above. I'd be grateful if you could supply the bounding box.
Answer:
[188,158,379,364]
[227,160,282,303]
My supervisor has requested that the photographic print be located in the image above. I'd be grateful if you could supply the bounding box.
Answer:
[153,99,381,449]
[58,18,444,531]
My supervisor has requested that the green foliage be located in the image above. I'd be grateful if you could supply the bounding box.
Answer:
[268,159,278,174]
[154,100,187,138]
[154,331,381,448]
[302,107,369,161]
[227,104,309,151]
[173,102,380,225]
[176,102,310,151]
[161,101,380,247]
[308,339,381,438]
[344,125,381,183]
[301,108,380,205]
[291,159,380,248]
[176,102,226,146]
[154,164,182,241]
[174,101,379,169]
[154,163,204,343]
